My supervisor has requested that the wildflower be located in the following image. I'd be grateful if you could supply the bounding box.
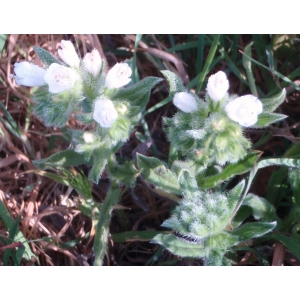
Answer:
[83,49,102,77]
[105,63,132,89]
[225,95,263,127]
[58,40,80,68]
[93,99,118,128]
[44,63,78,93]
[173,92,198,113]
[207,71,229,102]
[13,62,46,87]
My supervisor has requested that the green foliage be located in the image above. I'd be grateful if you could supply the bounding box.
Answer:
[137,154,181,195]
[33,46,63,66]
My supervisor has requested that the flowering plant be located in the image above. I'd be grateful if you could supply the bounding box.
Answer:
[12,39,162,265]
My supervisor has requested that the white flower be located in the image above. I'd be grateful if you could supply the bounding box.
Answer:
[225,95,263,127]
[93,99,118,128]
[58,40,80,68]
[207,71,229,102]
[13,62,46,87]
[83,132,97,143]
[83,49,102,77]
[105,63,132,89]
[44,63,78,93]
[173,92,198,113]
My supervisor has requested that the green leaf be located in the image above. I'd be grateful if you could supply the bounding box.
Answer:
[288,168,300,207]
[151,234,205,258]
[196,34,220,94]
[197,152,259,189]
[109,160,139,188]
[243,194,277,221]
[284,141,300,159]
[252,112,287,128]
[0,34,7,53]
[242,42,258,96]
[112,230,165,242]
[31,87,74,128]
[32,149,88,169]
[260,89,286,113]
[0,200,35,262]
[160,70,186,94]
[230,221,277,245]
[266,233,300,260]
[88,146,111,184]
[137,154,181,195]
[33,46,63,66]
[227,180,245,211]
[110,77,163,109]
[75,113,94,125]
[258,157,300,169]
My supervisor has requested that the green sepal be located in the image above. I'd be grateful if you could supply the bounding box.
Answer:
[137,154,181,195]
[197,152,259,189]
[32,149,88,169]
[160,70,186,94]
[151,234,205,258]
[33,46,63,67]
[251,112,287,128]
[229,221,277,245]
[31,86,75,127]
[260,89,286,113]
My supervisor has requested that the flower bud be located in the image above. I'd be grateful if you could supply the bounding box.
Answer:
[83,132,97,143]
[58,40,80,68]
[105,63,132,89]
[173,92,198,113]
[206,71,229,102]
[225,95,263,127]
[13,62,46,87]
[93,99,118,128]
[44,63,78,93]
[83,49,102,77]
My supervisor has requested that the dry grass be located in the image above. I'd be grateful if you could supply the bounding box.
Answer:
[1,34,300,266]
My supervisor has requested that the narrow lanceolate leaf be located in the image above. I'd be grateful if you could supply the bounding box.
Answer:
[227,180,245,211]
[284,141,300,159]
[251,112,287,128]
[0,199,35,261]
[230,221,277,245]
[243,193,277,221]
[151,234,205,258]
[33,46,63,66]
[288,169,300,207]
[110,77,163,109]
[137,154,181,195]
[257,158,300,169]
[88,146,111,184]
[161,70,186,94]
[266,233,300,260]
[32,149,88,169]
[197,152,259,189]
[260,89,286,113]
[242,42,258,96]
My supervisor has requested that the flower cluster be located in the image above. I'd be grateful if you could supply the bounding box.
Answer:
[12,40,133,129]
[173,71,263,127]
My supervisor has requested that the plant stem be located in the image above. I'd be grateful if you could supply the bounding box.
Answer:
[93,179,120,266]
